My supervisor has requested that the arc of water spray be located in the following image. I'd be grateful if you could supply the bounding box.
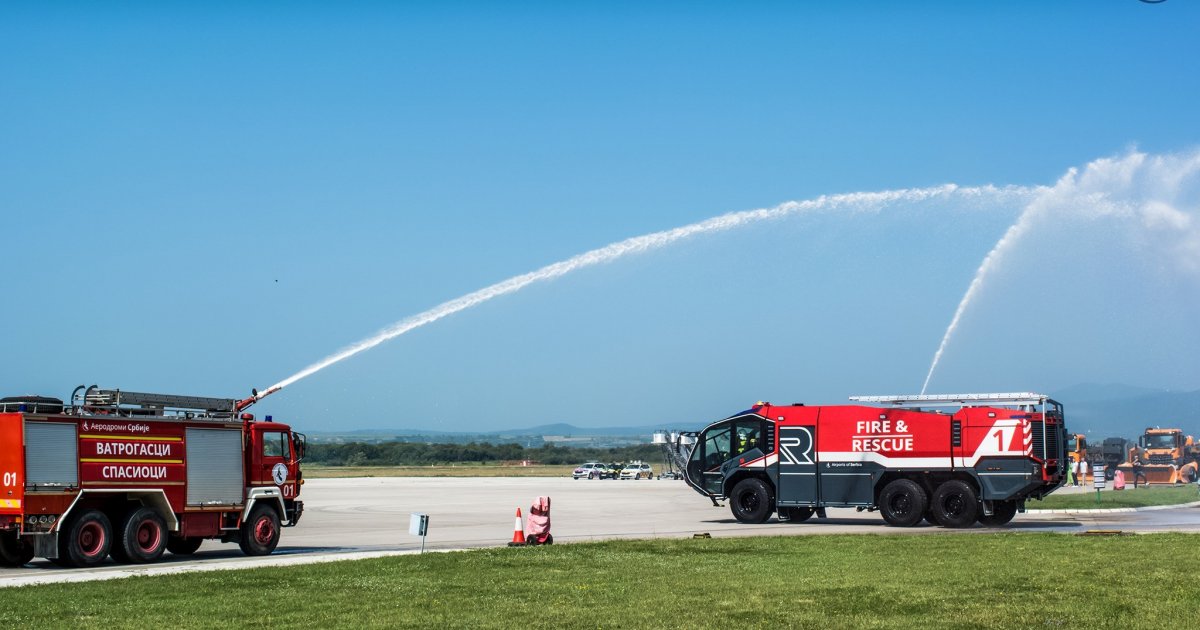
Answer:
[921,149,1200,393]
[918,205,1041,395]
[252,183,1034,404]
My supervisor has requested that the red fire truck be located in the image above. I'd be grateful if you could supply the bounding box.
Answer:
[0,386,305,568]
[684,393,1067,528]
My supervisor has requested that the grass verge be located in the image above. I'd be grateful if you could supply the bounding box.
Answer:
[1033,484,1200,510]
[303,464,576,478]
[3,534,1199,628]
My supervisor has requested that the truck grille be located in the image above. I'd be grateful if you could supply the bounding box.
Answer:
[1046,424,1060,461]
[1031,421,1045,459]
[1149,454,1174,464]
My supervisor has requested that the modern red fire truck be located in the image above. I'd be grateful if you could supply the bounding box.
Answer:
[684,393,1067,528]
[0,386,305,568]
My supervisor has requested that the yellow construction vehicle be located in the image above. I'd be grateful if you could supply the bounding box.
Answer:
[1118,428,1200,485]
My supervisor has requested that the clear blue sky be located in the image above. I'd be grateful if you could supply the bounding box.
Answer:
[3,2,1198,432]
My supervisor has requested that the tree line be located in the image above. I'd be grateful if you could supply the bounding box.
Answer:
[305,441,664,467]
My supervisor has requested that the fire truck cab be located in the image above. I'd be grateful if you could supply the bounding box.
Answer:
[684,393,1067,528]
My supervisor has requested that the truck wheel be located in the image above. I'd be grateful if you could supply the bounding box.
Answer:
[0,531,35,567]
[878,479,927,527]
[239,504,281,556]
[781,507,814,523]
[166,535,204,555]
[115,507,167,564]
[729,478,773,524]
[977,500,1018,527]
[59,509,113,567]
[930,480,979,528]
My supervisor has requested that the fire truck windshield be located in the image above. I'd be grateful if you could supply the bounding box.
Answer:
[686,423,734,496]
[702,426,732,471]
[1144,434,1176,449]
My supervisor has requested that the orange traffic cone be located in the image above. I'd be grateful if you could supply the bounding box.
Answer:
[508,507,526,546]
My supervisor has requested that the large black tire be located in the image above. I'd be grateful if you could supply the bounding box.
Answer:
[780,507,814,523]
[930,480,980,528]
[58,509,113,567]
[166,535,204,556]
[878,479,928,527]
[977,500,1018,527]
[239,504,281,556]
[0,531,35,567]
[113,507,167,564]
[729,478,773,524]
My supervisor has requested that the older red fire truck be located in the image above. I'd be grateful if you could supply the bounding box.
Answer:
[684,393,1067,528]
[0,386,305,567]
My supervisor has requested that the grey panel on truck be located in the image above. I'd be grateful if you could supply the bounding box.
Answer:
[186,428,244,505]
[25,421,79,486]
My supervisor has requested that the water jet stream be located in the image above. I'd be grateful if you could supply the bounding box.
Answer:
[919,211,1038,394]
[255,183,1033,403]
[920,149,1200,394]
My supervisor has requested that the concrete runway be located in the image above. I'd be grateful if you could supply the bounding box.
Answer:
[3,477,1199,587]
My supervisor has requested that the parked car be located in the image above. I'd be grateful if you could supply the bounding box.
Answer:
[620,462,654,480]
[572,462,610,479]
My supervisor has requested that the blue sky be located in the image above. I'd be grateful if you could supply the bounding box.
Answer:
[3,2,1198,432]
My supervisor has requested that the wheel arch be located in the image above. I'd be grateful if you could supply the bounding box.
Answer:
[243,487,288,524]
[873,471,979,507]
[723,470,775,503]
[55,489,179,533]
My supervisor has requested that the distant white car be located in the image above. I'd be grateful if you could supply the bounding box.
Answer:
[620,463,653,480]
[572,462,609,480]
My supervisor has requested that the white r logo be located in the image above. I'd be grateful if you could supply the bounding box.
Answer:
[779,427,815,464]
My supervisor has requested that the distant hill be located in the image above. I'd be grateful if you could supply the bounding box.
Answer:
[310,384,1200,445]
[305,422,670,446]
[490,422,666,437]
[1051,384,1200,440]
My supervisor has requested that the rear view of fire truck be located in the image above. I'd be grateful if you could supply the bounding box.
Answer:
[0,386,305,568]
[684,393,1067,528]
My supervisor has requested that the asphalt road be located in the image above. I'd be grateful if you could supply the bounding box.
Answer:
[3,477,1199,587]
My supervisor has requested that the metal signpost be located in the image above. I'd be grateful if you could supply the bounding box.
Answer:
[1093,466,1106,504]
[409,512,430,553]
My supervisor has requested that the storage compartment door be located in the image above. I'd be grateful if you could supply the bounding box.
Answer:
[0,414,26,514]
[24,421,78,488]
[186,428,244,506]
[777,424,819,506]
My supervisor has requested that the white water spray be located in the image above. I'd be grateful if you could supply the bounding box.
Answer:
[920,149,1200,394]
[919,206,1041,394]
[257,183,1033,399]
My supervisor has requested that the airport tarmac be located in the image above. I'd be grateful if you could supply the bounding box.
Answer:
[3,477,1199,587]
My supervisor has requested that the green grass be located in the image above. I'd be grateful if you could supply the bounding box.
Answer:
[1033,484,1200,510]
[303,463,576,478]
[3,534,1198,628]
